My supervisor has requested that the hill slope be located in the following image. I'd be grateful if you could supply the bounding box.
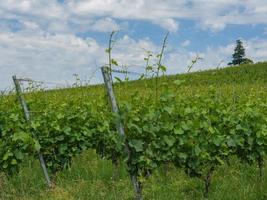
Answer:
[0,62,267,200]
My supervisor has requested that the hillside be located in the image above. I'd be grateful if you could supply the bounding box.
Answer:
[26,61,267,104]
[0,62,267,200]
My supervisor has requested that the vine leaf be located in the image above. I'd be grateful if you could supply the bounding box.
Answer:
[129,139,144,152]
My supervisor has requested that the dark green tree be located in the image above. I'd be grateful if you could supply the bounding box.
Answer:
[228,39,253,65]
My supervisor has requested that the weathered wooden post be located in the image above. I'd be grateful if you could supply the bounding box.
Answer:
[101,67,142,200]
[12,75,52,188]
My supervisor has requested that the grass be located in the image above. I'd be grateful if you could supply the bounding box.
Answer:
[1,62,267,199]
[0,151,267,200]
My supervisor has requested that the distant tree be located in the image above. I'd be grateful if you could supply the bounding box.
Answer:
[228,39,253,65]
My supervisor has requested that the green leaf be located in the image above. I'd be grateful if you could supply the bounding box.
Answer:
[178,153,187,160]
[182,123,190,131]
[194,146,201,156]
[129,139,143,152]
[160,65,167,72]
[128,123,142,134]
[59,145,68,154]
[12,132,30,142]
[174,128,184,135]
[114,77,123,83]
[164,106,174,115]
[213,137,222,146]
[111,59,118,66]
[227,138,236,147]
[14,150,24,160]
[34,141,41,152]
[208,127,215,134]
[236,124,243,130]
[173,79,186,86]
[216,156,224,165]
[3,151,13,161]
[11,159,17,165]
[57,135,65,141]
[31,121,40,130]
[163,135,175,147]
[105,48,111,53]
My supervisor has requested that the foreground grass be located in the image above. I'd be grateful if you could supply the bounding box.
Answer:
[0,151,266,200]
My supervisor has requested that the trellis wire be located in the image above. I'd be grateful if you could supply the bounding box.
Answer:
[111,69,143,76]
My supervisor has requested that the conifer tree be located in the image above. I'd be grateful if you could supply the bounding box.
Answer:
[228,40,253,65]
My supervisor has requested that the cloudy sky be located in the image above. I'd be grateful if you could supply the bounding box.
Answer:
[0,0,267,90]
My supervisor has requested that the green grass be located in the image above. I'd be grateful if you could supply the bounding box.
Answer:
[1,62,267,199]
[1,151,267,200]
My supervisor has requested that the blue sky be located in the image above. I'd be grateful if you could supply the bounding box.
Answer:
[0,0,267,90]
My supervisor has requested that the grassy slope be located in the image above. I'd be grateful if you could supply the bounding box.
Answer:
[1,62,267,200]
[42,62,267,104]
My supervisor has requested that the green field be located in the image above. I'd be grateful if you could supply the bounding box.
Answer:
[0,62,267,200]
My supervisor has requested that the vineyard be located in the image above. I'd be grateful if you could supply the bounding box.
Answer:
[0,62,267,200]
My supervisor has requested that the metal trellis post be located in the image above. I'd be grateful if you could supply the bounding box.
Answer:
[101,67,142,200]
[12,75,52,188]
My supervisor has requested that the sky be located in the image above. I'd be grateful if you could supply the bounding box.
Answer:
[0,0,267,90]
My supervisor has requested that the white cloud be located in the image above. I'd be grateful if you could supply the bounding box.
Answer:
[181,40,191,47]
[0,31,104,89]
[111,35,158,67]
[200,19,226,32]
[91,17,120,32]
[66,0,267,31]
[153,18,179,32]
[245,39,267,61]
[47,21,70,33]
[0,1,66,19]
[21,20,39,30]
[1,0,267,34]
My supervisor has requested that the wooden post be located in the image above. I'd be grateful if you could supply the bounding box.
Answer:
[12,75,52,188]
[101,67,142,200]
